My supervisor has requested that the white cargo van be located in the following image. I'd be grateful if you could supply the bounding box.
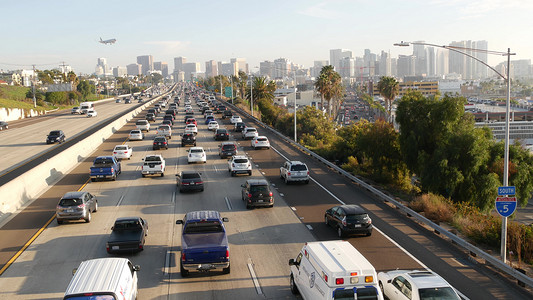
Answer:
[63,257,140,300]
[289,240,383,300]
[80,102,95,114]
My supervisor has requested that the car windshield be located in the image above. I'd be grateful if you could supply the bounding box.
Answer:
[184,221,223,234]
[59,198,82,206]
[182,173,201,179]
[290,164,308,171]
[49,131,61,136]
[234,159,248,163]
[419,287,459,299]
[136,121,147,124]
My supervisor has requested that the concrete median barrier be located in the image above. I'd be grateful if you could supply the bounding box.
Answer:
[0,94,165,225]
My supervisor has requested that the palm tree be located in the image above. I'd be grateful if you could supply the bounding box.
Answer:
[251,76,275,101]
[237,71,248,99]
[377,76,399,123]
[315,65,344,117]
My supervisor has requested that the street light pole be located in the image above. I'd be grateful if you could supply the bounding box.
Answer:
[395,41,515,262]
[250,74,254,118]
[294,71,297,142]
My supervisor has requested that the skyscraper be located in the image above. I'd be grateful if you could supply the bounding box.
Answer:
[338,57,356,78]
[137,55,153,75]
[313,60,329,77]
[273,58,291,78]
[330,49,352,72]
[205,60,218,77]
[126,63,142,76]
[174,57,187,74]
[154,62,169,77]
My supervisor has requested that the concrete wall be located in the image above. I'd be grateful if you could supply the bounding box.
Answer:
[0,107,43,122]
[0,95,163,224]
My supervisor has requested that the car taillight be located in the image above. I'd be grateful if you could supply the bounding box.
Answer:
[226,250,229,259]
[77,204,85,208]
[269,192,273,197]
[287,172,291,176]
[342,218,347,226]
[163,142,167,144]
[110,167,114,173]
[335,278,344,285]
[139,244,143,250]
[181,252,186,261]
[307,171,310,175]
[113,152,117,154]
[247,193,252,198]
[153,142,157,145]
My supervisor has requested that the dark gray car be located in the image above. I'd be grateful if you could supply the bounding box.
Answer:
[56,191,98,224]
[241,179,274,209]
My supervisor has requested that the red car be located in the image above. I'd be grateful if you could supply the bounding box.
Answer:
[186,118,197,126]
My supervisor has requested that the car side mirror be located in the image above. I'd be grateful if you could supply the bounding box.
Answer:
[176,220,183,225]
[241,184,246,188]
[72,268,78,275]
[387,279,392,284]
[133,265,141,271]
[111,226,114,230]
[289,259,298,266]
[222,217,229,222]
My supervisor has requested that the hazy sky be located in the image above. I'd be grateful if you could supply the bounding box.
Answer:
[1,0,532,74]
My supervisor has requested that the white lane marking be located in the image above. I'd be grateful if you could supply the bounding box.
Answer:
[279,193,284,197]
[247,260,263,295]
[225,197,232,210]
[116,195,125,207]
[172,191,176,203]
[270,146,470,300]
[306,225,313,230]
[451,258,466,267]
[214,165,218,172]
[290,207,297,211]
[164,250,171,275]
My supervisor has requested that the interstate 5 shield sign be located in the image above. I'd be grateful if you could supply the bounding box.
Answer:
[495,196,517,218]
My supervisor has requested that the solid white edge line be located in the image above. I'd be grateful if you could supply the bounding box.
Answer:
[172,191,175,203]
[164,250,171,275]
[247,261,263,295]
[271,146,470,299]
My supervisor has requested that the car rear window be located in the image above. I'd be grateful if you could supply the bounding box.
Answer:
[257,138,268,142]
[154,137,166,142]
[250,185,269,193]
[234,158,248,163]
[346,213,369,222]
[247,128,257,132]
[182,173,201,179]
[145,156,161,162]
[131,130,141,134]
[59,198,82,206]
[184,221,223,233]
[49,131,61,136]
[217,129,227,133]
[115,146,127,150]
[93,158,114,165]
[190,149,203,153]
[222,145,236,150]
[290,164,308,171]
[136,120,147,125]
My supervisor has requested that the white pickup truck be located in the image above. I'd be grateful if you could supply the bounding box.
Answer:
[142,155,166,177]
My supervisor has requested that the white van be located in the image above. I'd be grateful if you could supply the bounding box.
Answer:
[63,257,140,300]
[80,102,95,114]
[289,240,383,300]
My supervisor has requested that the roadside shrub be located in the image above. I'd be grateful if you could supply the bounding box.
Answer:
[452,203,500,248]
[409,193,455,223]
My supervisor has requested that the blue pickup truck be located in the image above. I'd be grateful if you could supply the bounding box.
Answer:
[90,156,121,182]
[176,211,230,277]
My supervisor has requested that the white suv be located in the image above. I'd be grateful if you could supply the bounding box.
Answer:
[188,147,207,164]
[136,120,150,132]
[228,155,252,176]
[377,270,460,300]
[242,127,258,140]
[280,161,309,184]
[251,136,270,149]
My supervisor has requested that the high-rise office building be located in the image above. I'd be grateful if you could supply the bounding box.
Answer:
[113,66,127,77]
[154,62,169,77]
[338,57,356,78]
[218,62,237,76]
[174,57,187,74]
[312,60,329,77]
[137,55,153,75]
[273,58,291,78]
[397,55,416,79]
[205,60,218,77]
[183,62,200,81]
[259,61,274,78]
[230,58,248,74]
[126,63,142,76]
[330,49,352,72]
[379,51,391,76]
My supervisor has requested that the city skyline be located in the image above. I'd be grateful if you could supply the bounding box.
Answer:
[1,0,532,74]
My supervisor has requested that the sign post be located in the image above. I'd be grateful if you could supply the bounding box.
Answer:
[496,186,517,262]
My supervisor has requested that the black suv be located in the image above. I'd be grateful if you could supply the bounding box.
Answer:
[325,204,372,237]
[219,142,237,158]
[241,179,274,209]
[163,114,175,125]
[153,136,169,150]
[146,113,156,122]
[214,128,229,141]
[46,130,66,144]
[222,110,233,119]
[176,171,204,192]
[181,133,197,147]
[234,122,246,132]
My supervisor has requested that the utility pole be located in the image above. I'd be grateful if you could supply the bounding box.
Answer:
[32,65,36,108]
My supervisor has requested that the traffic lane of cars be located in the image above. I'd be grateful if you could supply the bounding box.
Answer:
[0,98,152,175]
[169,114,312,299]
[227,107,528,299]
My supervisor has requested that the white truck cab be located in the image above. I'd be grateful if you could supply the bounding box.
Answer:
[289,240,383,300]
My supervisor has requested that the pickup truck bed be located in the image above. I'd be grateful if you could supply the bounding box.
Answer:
[106,217,148,254]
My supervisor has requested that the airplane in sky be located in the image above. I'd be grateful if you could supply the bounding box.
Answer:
[99,37,116,45]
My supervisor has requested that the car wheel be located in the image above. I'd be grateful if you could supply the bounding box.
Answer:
[285,177,289,184]
[91,178,96,182]
[112,174,117,181]
[305,180,310,184]
[180,261,189,277]
[379,281,384,293]
[231,171,235,177]
[85,212,91,223]
[337,227,345,238]
[246,204,253,210]
[290,274,299,295]
[366,231,372,237]
[248,171,252,176]
[142,174,146,178]
[161,172,164,177]
[222,264,231,274]
[57,219,63,225]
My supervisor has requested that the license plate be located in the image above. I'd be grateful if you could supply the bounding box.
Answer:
[98,175,104,178]
[353,224,362,228]
[257,200,263,203]
[150,171,155,174]
[67,209,74,213]
[112,246,119,250]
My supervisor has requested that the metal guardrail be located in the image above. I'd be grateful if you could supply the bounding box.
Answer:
[224,99,533,289]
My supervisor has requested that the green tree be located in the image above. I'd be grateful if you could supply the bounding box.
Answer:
[77,80,93,100]
[252,76,275,102]
[377,76,399,123]
[237,71,248,99]
[315,65,344,117]
[295,106,336,147]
